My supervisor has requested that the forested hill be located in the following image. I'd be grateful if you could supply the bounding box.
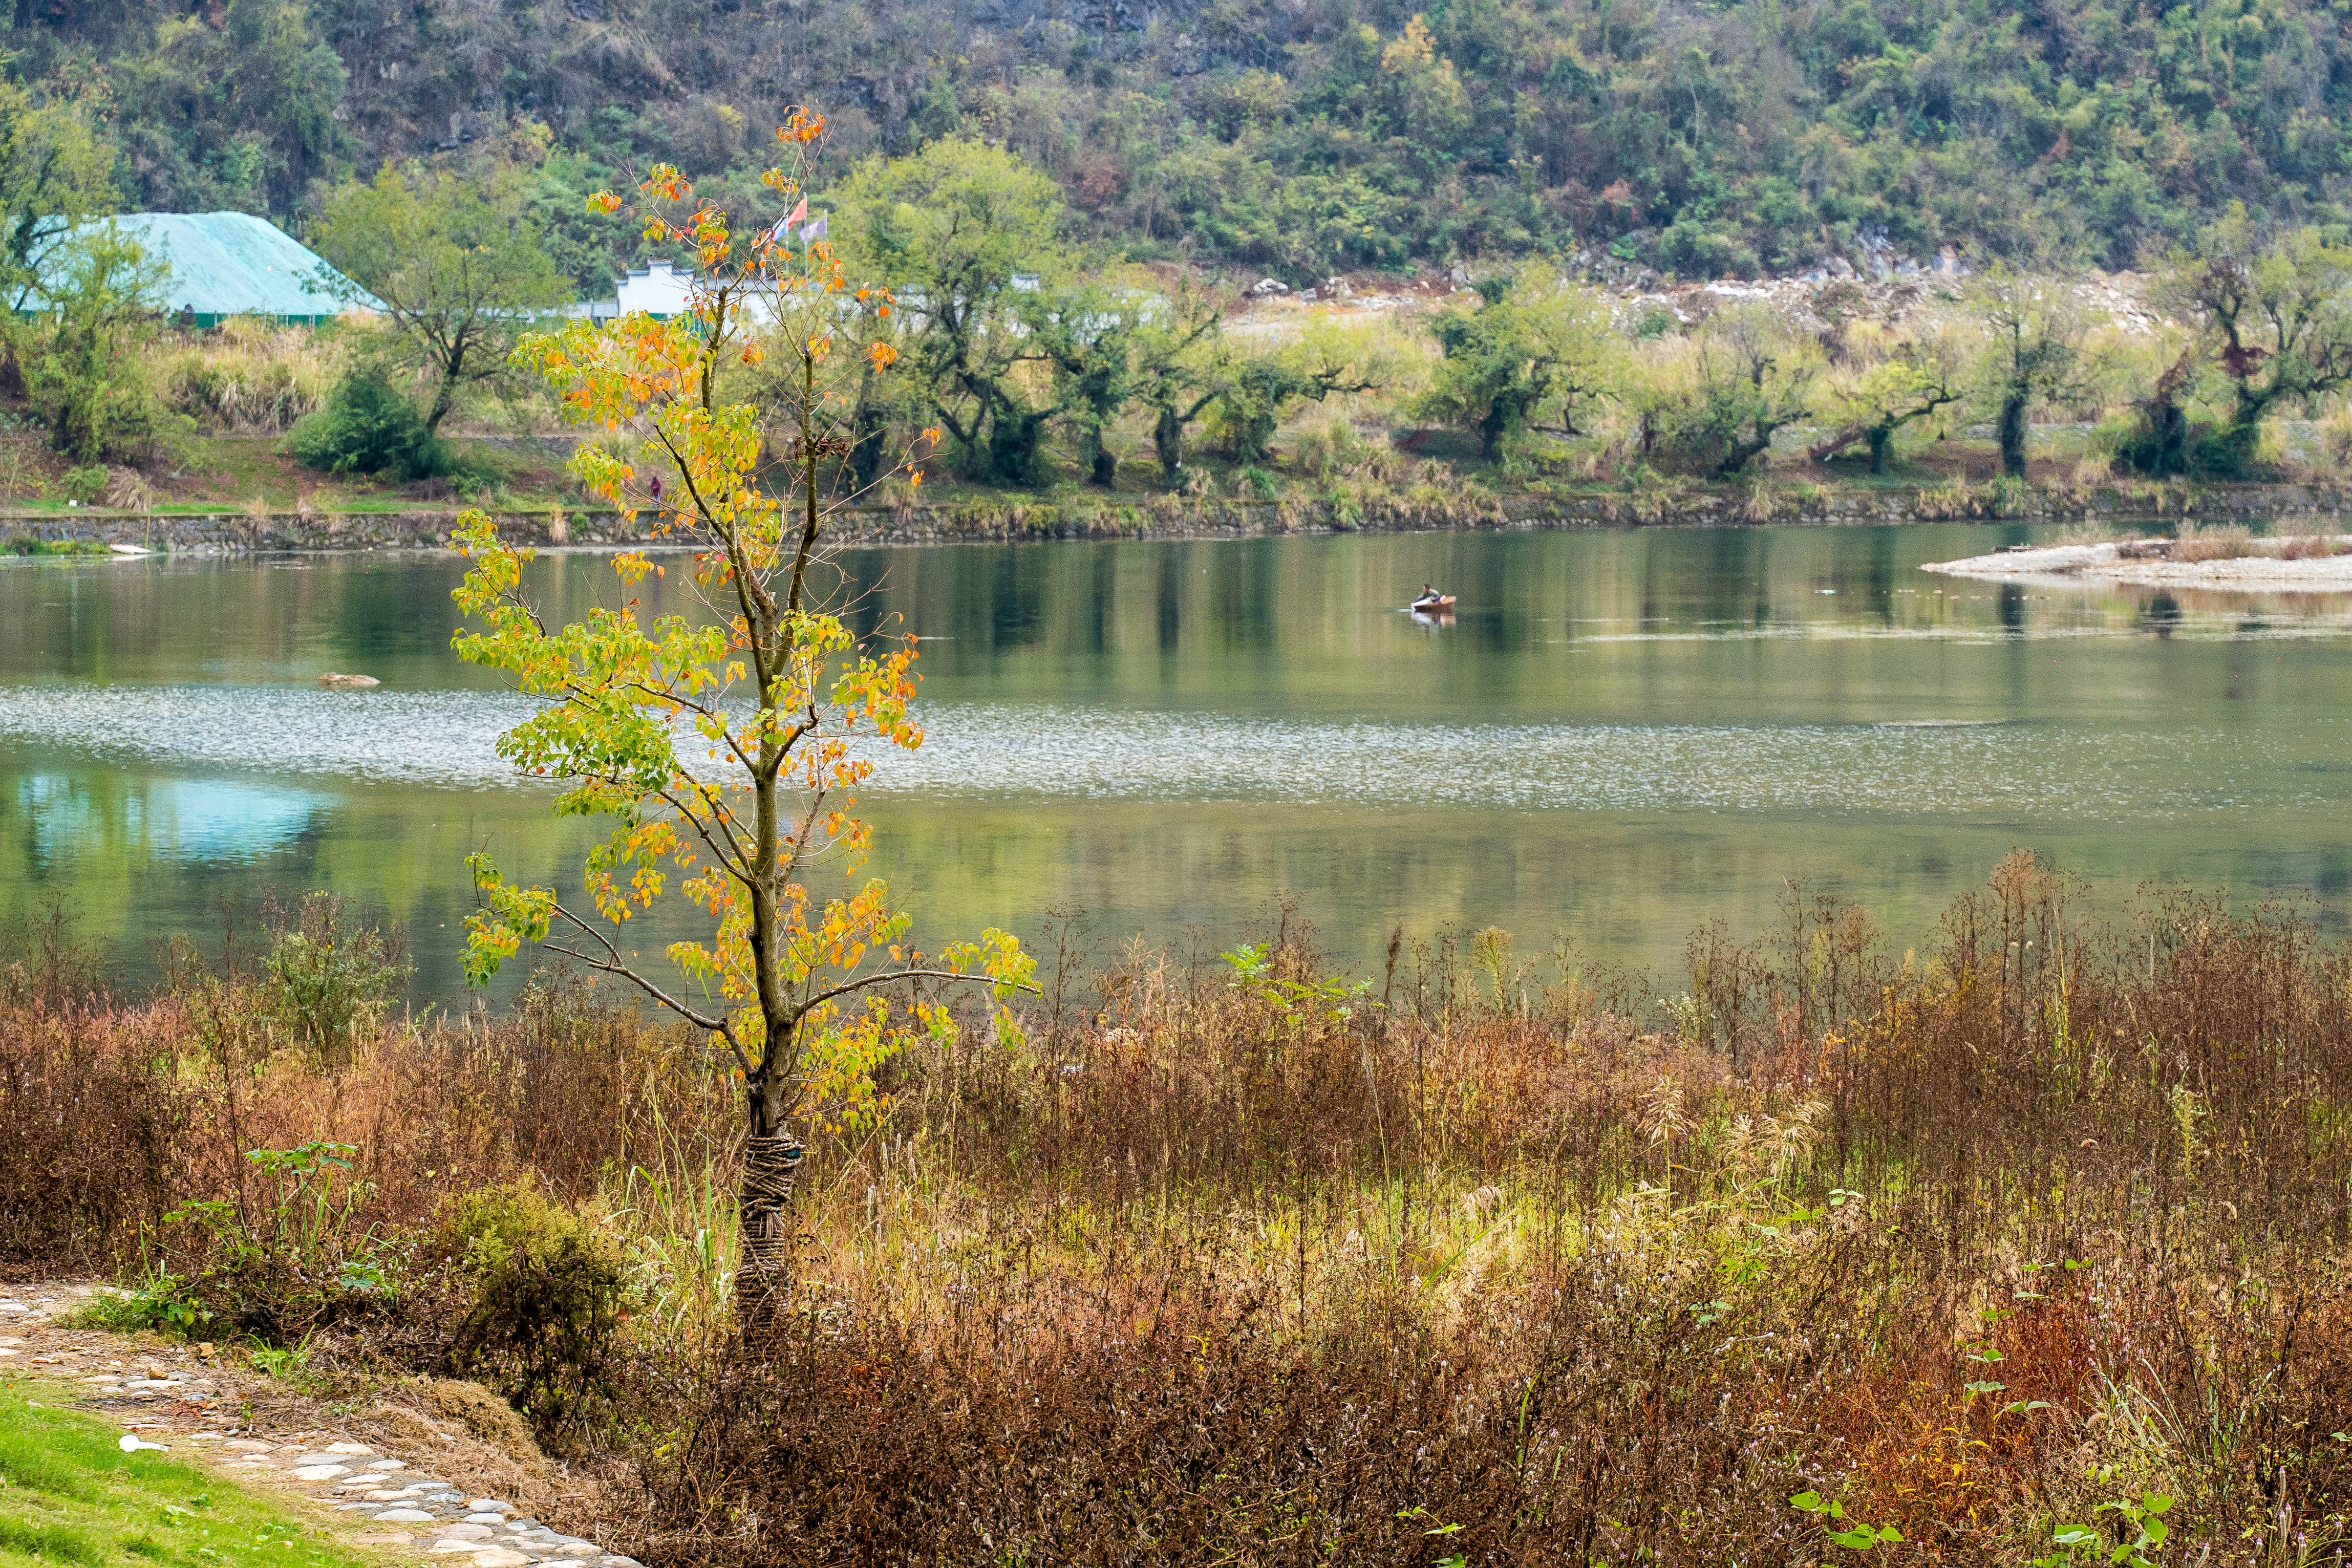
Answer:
[11,0,2352,282]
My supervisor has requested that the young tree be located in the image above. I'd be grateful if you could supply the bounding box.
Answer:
[310,151,571,434]
[0,79,116,316]
[23,223,180,464]
[1419,270,1614,458]
[1808,324,1968,474]
[451,118,1034,1348]
[2159,205,2352,471]
[835,138,1077,486]
[1972,270,2093,478]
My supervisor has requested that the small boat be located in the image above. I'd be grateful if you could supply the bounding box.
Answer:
[1410,592,1456,613]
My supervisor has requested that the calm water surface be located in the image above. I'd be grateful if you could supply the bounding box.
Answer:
[6,522,2350,996]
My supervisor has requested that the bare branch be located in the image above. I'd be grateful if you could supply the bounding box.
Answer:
[786,964,1041,1027]
[544,904,748,1069]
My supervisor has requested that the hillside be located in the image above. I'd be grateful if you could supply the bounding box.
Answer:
[8,0,2351,283]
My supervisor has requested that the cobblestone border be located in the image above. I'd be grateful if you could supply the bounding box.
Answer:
[0,1287,641,1568]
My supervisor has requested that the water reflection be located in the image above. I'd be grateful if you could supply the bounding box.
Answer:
[4,523,2352,991]
[16,772,324,866]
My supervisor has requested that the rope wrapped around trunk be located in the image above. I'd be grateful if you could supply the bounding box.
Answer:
[743,1133,805,1202]
[735,1126,809,1351]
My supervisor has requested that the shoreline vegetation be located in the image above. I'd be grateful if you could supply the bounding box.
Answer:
[14,477,2352,556]
[5,857,2350,1563]
[10,234,2352,559]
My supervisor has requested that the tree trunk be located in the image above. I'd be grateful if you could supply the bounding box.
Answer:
[1153,404,1183,482]
[849,394,888,490]
[1082,428,1117,487]
[1867,423,1893,475]
[735,1085,804,1352]
[1998,392,2028,479]
[1478,403,1508,459]
[424,368,459,436]
[1806,420,1871,466]
[1715,425,1772,479]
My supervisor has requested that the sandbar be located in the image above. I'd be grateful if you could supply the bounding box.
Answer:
[1922,538,2352,591]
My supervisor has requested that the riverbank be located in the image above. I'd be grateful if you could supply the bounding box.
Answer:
[8,474,2352,553]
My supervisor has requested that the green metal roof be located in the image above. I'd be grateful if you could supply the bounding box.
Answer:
[47,211,380,323]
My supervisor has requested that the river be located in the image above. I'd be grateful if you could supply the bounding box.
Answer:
[5,521,2350,996]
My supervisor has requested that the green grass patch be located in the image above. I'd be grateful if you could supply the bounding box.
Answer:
[2,536,110,556]
[0,1384,388,1568]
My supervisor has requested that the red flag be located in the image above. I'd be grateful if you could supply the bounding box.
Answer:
[786,197,808,227]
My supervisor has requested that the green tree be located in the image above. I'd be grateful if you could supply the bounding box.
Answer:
[1642,308,1818,479]
[310,153,570,435]
[450,124,1033,1347]
[1808,325,1968,475]
[836,138,1077,486]
[106,0,351,214]
[1131,275,1231,484]
[289,370,448,481]
[1211,324,1383,465]
[23,222,181,465]
[1420,271,1614,459]
[1973,271,2094,479]
[0,79,116,315]
[1045,285,1140,487]
[2159,206,2352,472]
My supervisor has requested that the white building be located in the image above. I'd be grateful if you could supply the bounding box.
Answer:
[614,259,695,318]
[580,258,796,324]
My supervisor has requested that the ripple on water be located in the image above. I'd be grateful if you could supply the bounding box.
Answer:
[0,684,2305,820]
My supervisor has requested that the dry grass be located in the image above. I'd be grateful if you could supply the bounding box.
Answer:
[7,856,2352,1564]
[2114,522,2352,563]
[2169,521,2256,561]
[153,318,349,436]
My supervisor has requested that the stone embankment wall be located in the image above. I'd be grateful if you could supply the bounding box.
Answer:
[9,479,2351,554]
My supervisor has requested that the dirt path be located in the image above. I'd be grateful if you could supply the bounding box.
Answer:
[0,1284,642,1568]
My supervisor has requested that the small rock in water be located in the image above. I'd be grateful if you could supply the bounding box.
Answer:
[317,672,380,688]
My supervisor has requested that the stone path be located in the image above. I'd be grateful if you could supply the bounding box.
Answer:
[0,1287,641,1568]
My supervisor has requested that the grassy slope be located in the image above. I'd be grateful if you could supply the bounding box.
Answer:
[0,1384,389,1568]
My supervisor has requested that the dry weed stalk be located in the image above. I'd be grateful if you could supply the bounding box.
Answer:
[7,854,2352,1562]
